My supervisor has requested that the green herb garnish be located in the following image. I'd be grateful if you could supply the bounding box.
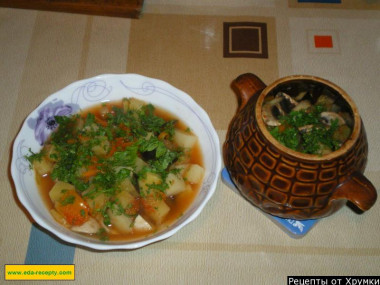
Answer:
[60,195,75,206]
[269,105,342,155]
[25,148,45,167]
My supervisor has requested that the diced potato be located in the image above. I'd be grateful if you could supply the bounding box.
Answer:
[142,195,170,225]
[44,144,59,162]
[170,164,190,176]
[165,173,186,196]
[92,145,107,157]
[175,185,194,205]
[108,209,134,234]
[138,172,162,196]
[71,217,100,234]
[98,218,118,235]
[91,136,110,157]
[135,157,148,173]
[83,123,99,133]
[175,152,191,164]
[133,215,152,231]
[184,164,205,184]
[33,157,54,176]
[119,178,139,197]
[116,190,135,209]
[123,98,146,111]
[49,181,75,203]
[54,190,90,226]
[50,209,68,227]
[173,129,197,149]
[85,192,107,212]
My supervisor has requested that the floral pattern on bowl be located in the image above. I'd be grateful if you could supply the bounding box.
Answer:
[28,101,74,145]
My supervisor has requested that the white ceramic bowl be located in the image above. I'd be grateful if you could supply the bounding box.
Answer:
[11,74,221,250]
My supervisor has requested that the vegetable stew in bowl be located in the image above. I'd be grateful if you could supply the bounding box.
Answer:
[27,98,205,242]
[11,74,221,250]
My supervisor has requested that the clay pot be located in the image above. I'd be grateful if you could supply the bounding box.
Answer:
[223,73,377,219]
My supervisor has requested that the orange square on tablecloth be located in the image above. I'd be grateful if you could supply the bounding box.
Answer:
[314,35,333,48]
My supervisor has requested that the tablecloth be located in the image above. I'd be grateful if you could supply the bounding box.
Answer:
[1,1,379,284]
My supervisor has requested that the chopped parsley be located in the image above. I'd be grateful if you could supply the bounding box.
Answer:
[60,195,75,206]
[269,105,343,155]
[25,148,45,167]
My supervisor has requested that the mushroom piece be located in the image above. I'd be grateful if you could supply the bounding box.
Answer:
[320,112,346,126]
[278,92,298,113]
[292,100,311,112]
[295,91,307,101]
[262,97,283,126]
[279,92,298,105]
[298,124,314,133]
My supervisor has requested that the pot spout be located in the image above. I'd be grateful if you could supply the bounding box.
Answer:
[232,73,267,112]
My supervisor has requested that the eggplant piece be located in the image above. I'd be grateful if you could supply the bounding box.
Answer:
[141,149,156,161]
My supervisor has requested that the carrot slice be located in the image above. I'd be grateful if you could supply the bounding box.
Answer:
[106,138,135,158]
[55,190,89,226]
[95,116,108,127]
[81,165,99,179]
[158,132,169,140]
[78,134,90,142]
[141,199,155,214]
[125,198,140,216]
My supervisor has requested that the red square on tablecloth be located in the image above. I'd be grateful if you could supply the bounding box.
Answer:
[314,35,333,48]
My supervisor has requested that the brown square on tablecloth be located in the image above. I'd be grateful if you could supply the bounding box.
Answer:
[223,22,268,58]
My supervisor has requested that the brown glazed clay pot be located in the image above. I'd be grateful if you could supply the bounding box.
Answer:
[223,73,377,220]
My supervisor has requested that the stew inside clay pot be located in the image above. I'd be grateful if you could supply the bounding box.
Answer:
[223,73,377,220]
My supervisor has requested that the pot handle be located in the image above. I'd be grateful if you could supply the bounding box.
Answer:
[331,171,377,212]
[232,73,267,112]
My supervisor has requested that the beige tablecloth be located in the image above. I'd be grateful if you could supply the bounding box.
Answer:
[1,1,379,284]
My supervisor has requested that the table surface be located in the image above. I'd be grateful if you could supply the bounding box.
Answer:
[1,1,379,283]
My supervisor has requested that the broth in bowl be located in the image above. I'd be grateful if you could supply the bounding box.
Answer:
[26,98,204,242]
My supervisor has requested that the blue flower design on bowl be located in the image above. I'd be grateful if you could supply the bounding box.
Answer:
[32,101,73,145]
